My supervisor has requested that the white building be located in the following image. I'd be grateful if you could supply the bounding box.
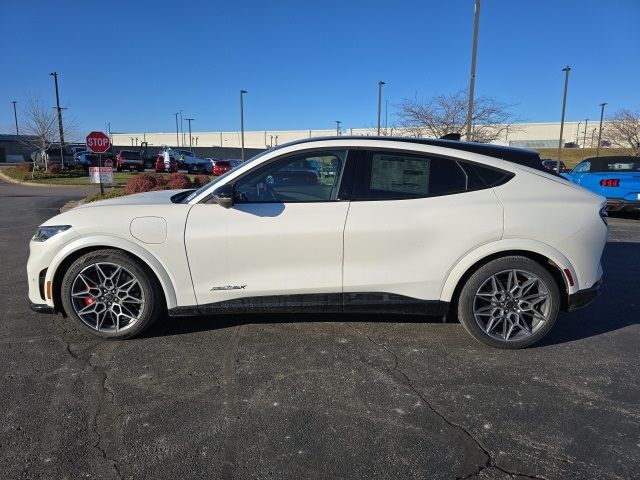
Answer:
[111,121,607,150]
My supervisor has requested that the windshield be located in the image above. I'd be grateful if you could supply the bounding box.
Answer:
[183,149,271,203]
[592,159,640,172]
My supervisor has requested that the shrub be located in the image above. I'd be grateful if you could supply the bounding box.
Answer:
[153,174,169,188]
[125,174,157,194]
[17,162,34,172]
[166,172,192,190]
[193,174,211,187]
[47,164,61,174]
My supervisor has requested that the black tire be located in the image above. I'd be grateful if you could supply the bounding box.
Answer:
[60,249,163,339]
[457,256,560,349]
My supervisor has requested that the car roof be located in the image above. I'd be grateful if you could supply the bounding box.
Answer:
[273,136,543,168]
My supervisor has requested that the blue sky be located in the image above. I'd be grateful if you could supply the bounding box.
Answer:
[2,0,639,135]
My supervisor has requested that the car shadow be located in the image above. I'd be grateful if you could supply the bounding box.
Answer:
[144,241,640,346]
[144,311,444,339]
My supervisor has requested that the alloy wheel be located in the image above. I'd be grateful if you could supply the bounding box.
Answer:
[70,262,145,333]
[473,269,551,342]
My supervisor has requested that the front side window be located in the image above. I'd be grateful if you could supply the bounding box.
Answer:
[234,150,347,203]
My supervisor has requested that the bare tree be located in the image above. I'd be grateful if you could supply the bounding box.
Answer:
[20,96,80,169]
[396,90,518,143]
[20,97,57,169]
[603,109,640,156]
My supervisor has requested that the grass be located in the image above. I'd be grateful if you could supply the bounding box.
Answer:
[534,148,635,169]
[84,188,127,203]
[2,167,203,187]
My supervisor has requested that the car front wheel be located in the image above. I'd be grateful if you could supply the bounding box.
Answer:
[60,249,162,339]
[457,256,560,349]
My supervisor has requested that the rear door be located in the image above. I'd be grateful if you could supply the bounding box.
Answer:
[343,149,504,302]
[184,149,353,308]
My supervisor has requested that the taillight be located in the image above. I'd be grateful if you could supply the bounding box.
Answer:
[599,206,608,225]
[599,179,620,187]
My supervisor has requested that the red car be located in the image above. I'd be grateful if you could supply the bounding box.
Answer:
[116,150,145,172]
[155,155,177,173]
[213,160,232,176]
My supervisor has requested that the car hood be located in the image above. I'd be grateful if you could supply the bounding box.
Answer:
[75,189,192,209]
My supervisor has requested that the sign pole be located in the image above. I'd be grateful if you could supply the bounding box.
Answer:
[98,153,104,196]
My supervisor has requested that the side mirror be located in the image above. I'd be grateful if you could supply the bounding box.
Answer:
[212,183,234,209]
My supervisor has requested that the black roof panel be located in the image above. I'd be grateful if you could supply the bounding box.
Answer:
[276,136,544,170]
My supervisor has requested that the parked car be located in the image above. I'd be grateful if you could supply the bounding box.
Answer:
[542,159,568,173]
[561,156,640,212]
[31,145,76,170]
[176,150,205,170]
[187,159,214,175]
[213,160,233,176]
[155,155,178,173]
[75,153,99,170]
[28,136,607,348]
[70,145,89,161]
[116,150,145,172]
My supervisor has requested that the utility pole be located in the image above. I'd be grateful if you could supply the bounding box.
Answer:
[240,90,247,161]
[186,118,194,151]
[49,72,66,169]
[465,0,481,141]
[174,113,180,147]
[12,101,19,135]
[557,66,571,173]
[335,120,341,136]
[180,110,185,147]
[575,121,581,144]
[377,80,385,135]
[596,102,607,157]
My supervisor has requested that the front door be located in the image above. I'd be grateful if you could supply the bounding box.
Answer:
[184,149,352,308]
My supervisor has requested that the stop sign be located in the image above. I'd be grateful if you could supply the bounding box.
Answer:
[86,131,111,154]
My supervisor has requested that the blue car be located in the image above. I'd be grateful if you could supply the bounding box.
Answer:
[561,156,640,212]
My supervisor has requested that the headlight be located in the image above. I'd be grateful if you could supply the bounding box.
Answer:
[33,225,71,242]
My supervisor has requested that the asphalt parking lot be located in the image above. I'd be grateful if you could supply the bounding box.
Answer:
[1,179,638,480]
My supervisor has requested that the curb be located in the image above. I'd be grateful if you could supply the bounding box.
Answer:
[0,169,100,189]
[60,199,86,213]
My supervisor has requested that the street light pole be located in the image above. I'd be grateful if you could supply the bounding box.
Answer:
[186,118,194,151]
[596,102,607,157]
[335,120,341,136]
[240,90,247,161]
[377,80,385,135]
[49,72,66,169]
[575,121,581,144]
[465,0,481,141]
[557,66,571,173]
[12,101,19,135]
[174,113,180,147]
[582,119,588,149]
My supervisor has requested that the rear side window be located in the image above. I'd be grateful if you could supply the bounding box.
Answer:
[353,150,511,200]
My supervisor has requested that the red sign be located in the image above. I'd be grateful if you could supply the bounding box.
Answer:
[86,131,111,154]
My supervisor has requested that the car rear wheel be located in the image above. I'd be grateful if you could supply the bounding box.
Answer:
[60,249,163,339]
[457,256,560,349]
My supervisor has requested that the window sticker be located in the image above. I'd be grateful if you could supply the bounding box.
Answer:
[370,154,430,194]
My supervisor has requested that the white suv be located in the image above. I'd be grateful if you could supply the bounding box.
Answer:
[27,138,608,348]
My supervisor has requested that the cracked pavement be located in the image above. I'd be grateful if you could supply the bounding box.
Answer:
[1,179,639,479]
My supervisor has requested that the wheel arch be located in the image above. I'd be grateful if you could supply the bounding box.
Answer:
[48,236,178,315]
[441,240,576,313]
